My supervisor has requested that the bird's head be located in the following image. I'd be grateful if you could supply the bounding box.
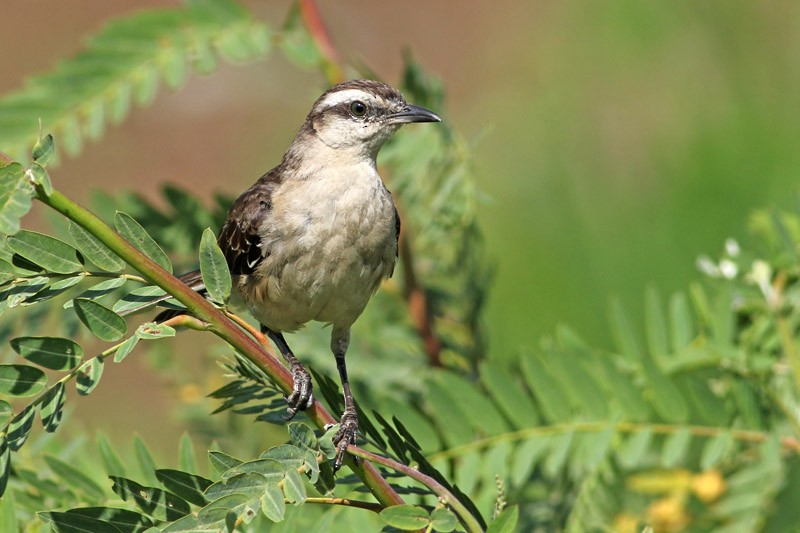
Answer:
[302,79,441,157]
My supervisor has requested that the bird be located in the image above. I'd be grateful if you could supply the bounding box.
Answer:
[163,79,441,470]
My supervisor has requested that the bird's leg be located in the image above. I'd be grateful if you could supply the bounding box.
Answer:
[331,328,359,471]
[262,326,314,418]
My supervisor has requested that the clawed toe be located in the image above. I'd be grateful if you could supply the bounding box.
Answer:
[283,362,314,419]
[332,409,359,471]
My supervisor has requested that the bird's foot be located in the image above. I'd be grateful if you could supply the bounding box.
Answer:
[283,361,314,420]
[332,408,359,471]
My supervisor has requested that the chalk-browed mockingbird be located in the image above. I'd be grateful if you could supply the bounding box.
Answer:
[170,80,440,470]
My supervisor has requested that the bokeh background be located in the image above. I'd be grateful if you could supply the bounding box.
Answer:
[3,1,800,451]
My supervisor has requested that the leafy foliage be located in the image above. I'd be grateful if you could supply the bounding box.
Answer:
[1,1,800,532]
[0,0,271,163]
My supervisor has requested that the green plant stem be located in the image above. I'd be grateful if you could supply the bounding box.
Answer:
[32,186,405,508]
[350,447,484,533]
[429,421,800,463]
[776,316,800,397]
[305,497,383,513]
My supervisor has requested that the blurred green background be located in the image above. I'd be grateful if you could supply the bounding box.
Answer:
[2,1,800,446]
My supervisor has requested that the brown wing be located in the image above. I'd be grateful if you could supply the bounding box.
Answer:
[217,168,283,276]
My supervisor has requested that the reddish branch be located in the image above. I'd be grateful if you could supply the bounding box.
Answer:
[399,222,443,367]
[299,0,345,83]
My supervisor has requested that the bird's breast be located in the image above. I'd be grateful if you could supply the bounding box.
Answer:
[243,165,397,330]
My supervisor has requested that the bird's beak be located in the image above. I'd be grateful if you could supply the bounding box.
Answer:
[386,104,441,124]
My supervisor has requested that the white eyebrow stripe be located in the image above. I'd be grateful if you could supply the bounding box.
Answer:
[317,89,374,109]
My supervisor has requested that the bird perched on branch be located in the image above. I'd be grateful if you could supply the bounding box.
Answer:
[170,80,441,470]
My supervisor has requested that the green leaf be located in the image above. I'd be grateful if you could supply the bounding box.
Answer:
[0,259,15,284]
[0,480,16,530]
[114,211,173,273]
[7,230,84,274]
[40,382,66,432]
[161,48,188,90]
[260,445,306,470]
[511,436,550,487]
[480,362,540,428]
[84,99,106,141]
[178,432,197,474]
[0,435,9,498]
[134,434,159,486]
[24,274,84,305]
[0,163,33,236]
[669,292,693,351]
[379,505,431,530]
[260,483,285,522]
[208,450,243,475]
[110,476,191,521]
[645,286,669,358]
[617,427,653,469]
[0,400,11,427]
[0,364,47,396]
[281,468,306,504]
[199,227,231,304]
[10,336,83,370]
[156,469,212,507]
[32,133,55,166]
[204,472,269,500]
[76,355,104,396]
[64,508,153,531]
[1,276,49,308]
[487,505,519,533]
[73,298,127,341]
[112,285,170,314]
[97,432,127,477]
[109,81,133,124]
[609,299,643,360]
[44,455,105,500]
[194,494,249,527]
[114,335,140,363]
[222,458,284,483]
[7,404,36,450]
[701,431,734,470]
[544,430,574,477]
[136,322,176,339]
[287,421,317,451]
[661,427,692,468]
[28,162,52,196]
[65,277,127,309]
[519,352,572,422]
[431,507,458,532]
[69,222,126,272]
[37,511,118,533]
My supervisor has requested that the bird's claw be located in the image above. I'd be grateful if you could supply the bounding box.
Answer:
[283,361,314,420]
[332,409,359,471]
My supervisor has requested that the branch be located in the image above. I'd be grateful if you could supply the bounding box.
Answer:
[299,0,345,84]
[32,185,405,509]
[349,446,484,533]
[428,421,800,463]
[399,219,443,367]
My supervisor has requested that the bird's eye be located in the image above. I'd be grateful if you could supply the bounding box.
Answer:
[350,101,368,117]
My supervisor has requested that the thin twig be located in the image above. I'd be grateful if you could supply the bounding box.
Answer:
[305,497,384,513]
[349,446,484,533]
